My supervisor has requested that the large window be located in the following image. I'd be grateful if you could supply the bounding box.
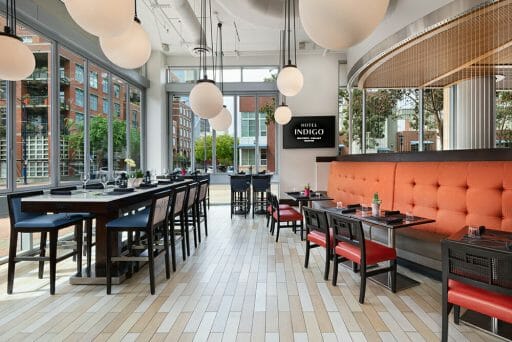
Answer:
[0,81,7,187]
[89,63,110,178]
[129,87,142,168]
[112,76,127,173]
[171,96,193,171]
[0,14,147,261]
[16,26,52,187]
[342,88,445,153]
[59,47,85,182]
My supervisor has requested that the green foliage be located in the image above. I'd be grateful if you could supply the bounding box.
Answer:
[339,89,402,148]
[260,98,276,126]
[194,134,235,166]
[496,91,512,145]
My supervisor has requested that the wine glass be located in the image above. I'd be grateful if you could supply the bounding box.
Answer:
[80,172,90,190]
[100,173,109,192]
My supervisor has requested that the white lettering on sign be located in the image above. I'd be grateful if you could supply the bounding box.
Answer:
[294,128,325,136]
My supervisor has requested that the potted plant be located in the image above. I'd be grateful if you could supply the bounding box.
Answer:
[304,183,311,197]
[372,192,382,216]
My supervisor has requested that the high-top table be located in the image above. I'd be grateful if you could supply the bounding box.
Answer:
[326,207,435,291]
[21,180,190,285]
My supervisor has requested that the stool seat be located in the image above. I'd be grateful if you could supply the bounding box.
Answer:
[15,213,84,229]
[106,212,149,229]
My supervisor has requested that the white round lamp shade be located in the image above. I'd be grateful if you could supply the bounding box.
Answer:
[209,106,232,131]
[189,81,224,119]
[0,35,35,80]
[65,0,134,37]
[277,65,304,97]
[274,105,292,125]
[299,0,389,49]
[100,20,151,69]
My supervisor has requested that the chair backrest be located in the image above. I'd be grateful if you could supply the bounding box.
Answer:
[303,207,329,237]
[442,239,512,295]
[198,179,209,202]
[269,193,281,216]
[7,190,45,224]
[328,212,366,258]
[252,175,271,192]
[230,175,251,192]
[150,190,172,227]
[187,182,199,209]
[172,185,188,216]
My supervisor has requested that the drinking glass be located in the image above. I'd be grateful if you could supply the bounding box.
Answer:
[100,173,109,192]
[80,172,90,189]
[405,211,414,221]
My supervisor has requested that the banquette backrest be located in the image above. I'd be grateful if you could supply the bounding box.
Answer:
[328,161,512,235]
[327,162,396,211]
[393,161,512,235]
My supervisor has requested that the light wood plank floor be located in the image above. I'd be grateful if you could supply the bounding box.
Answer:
[0,206,501,342]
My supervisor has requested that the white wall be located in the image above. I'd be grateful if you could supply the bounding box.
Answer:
[280,53,342,196]
[146,51,168,172]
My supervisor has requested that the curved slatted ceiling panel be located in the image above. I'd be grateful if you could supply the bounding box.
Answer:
[359,0,512,89]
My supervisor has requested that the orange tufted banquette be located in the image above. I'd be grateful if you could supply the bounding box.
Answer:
[327,162,397,211]
[393,161,512,234]
[326,160,512,270]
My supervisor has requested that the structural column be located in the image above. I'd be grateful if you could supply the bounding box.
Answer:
[455,76,496,149]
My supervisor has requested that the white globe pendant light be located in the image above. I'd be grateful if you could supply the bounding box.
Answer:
[190,80,224,119]
[277,65,304,97]
[100,18,151,69]
[0,34,35,80]
[299,0,389,49]
[65,0,133,37]
[210,106,232,131]
[0,0,35,81]
[275,104,292,125]
[189,0,223,119]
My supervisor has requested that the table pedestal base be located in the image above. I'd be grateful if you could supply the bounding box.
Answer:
[70,273,126,285]
[338,260,420,291]
[369,272,420,291]
[460,310,512,340]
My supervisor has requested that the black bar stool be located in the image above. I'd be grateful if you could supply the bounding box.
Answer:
[251,174,271,218]
[230,175,251,218]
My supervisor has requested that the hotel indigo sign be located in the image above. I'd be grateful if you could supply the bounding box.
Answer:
[283,116,336,149]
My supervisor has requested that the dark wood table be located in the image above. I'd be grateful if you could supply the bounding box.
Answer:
[444,227,512,340]
[285,191,333,212]
[326,207,435,290]
[21,181,190,285]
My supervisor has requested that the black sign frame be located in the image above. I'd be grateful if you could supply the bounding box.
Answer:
[283,116,336,149]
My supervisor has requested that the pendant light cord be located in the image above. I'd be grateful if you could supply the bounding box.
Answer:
[5,0,17,35]
[282,0,297,67]
[209,0,215,82]
[134,0,139,21]
[218,22,224,93]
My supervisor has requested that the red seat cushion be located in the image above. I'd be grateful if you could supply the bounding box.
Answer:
[267,204,291,213]
[334,240,396,265]
[273,209,303,222]
[448,280,512,324]
[307,228,334,248]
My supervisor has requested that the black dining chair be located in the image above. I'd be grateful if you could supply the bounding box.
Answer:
[328,212,397,304]
[303,207,332,280]
[105,189,173,295]
[7,190,87,294]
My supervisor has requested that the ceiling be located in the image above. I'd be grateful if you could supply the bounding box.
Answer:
[358,0,512,89]
[138,0,327,57]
